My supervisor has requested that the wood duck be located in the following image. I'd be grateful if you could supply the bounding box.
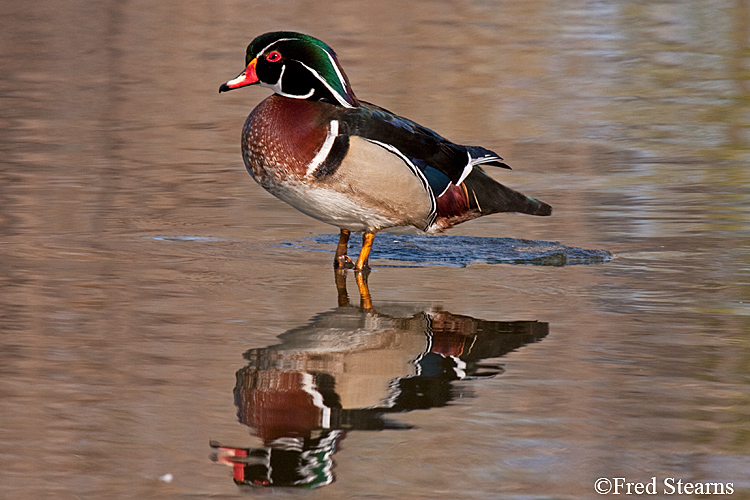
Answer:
[220,31,551,271]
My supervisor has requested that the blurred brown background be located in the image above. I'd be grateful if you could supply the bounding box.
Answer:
[1,1,748,498]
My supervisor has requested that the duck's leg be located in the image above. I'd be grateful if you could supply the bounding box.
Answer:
[355,232,375,272]
[334,228,354,269]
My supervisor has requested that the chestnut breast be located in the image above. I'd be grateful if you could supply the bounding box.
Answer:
[241,95,335,185]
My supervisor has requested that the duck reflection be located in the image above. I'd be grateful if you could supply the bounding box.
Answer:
[211,271,548,488]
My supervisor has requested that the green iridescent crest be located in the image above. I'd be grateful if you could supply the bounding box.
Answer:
[247,31,358,107]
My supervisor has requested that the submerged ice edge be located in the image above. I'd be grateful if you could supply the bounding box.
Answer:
[281,233,614,267]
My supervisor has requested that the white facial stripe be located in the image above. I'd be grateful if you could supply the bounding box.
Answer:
[299,61,354,108]
[274,87,315,99]
[306,120,339,177]
[271,64,286,91]
[256,37,300,58]
[261,64,315,99]
[321,50,349,97]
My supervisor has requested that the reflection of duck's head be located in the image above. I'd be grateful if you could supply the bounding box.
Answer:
[211,432,339,488]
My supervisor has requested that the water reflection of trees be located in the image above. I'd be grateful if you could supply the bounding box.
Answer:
[211,272,548,488]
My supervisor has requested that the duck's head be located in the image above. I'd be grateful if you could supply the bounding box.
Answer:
[219,31,359,108]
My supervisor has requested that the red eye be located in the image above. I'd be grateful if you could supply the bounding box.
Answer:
[265,51,282,63]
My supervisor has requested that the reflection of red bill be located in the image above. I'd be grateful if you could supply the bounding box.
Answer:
[214,445,246,465]
[213,446,254,484]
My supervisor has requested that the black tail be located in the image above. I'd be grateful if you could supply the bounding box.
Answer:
[463,167,552,216]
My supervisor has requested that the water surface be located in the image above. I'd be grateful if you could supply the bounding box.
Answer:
[1,1,749,499]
